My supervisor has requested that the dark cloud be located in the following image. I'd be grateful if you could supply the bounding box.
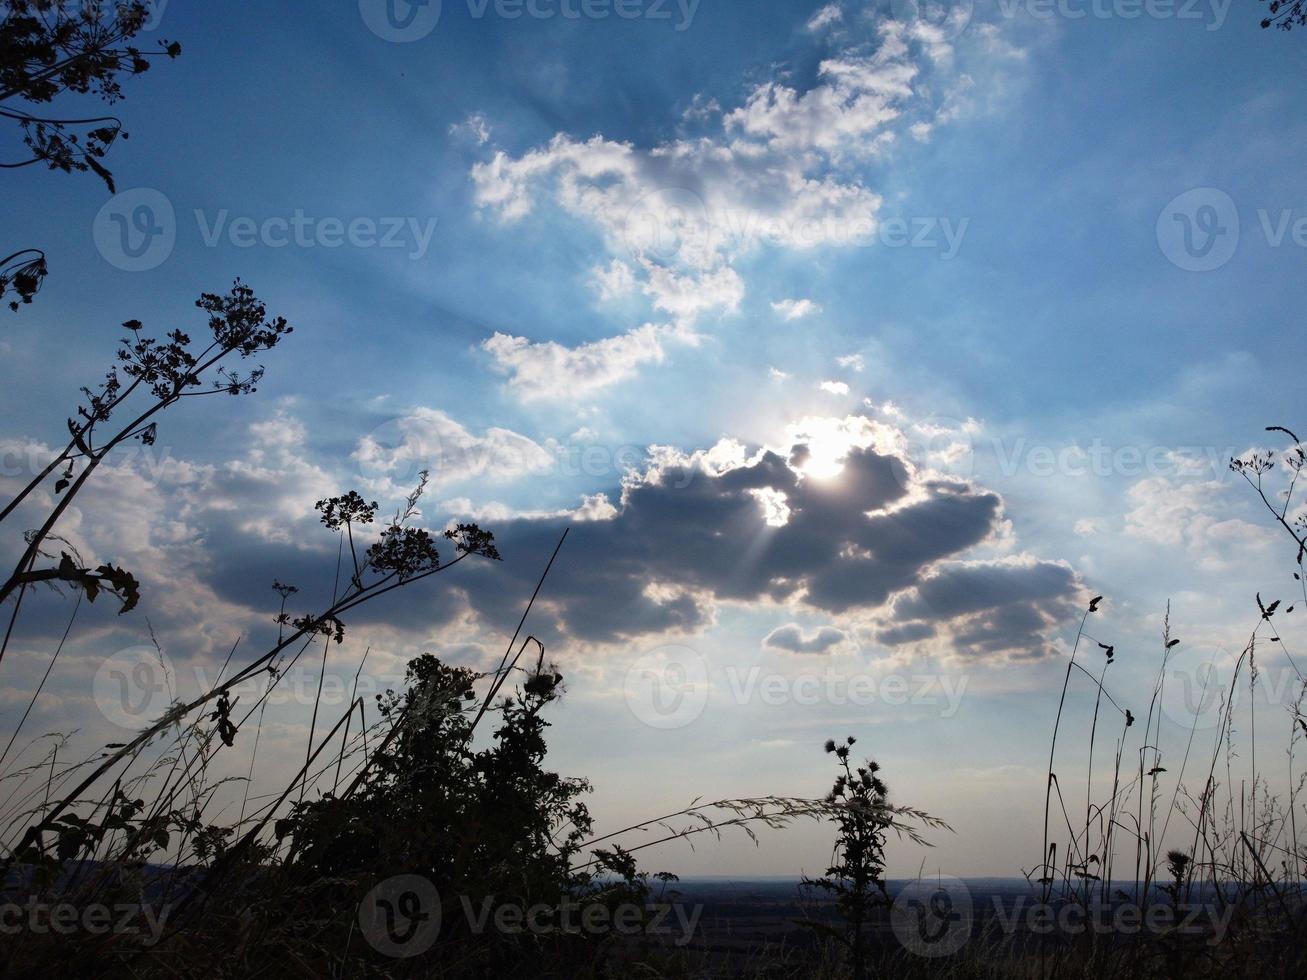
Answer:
[102,419,1083,663]
[882,559,1083,659]
[429,441,1020,645]
[763,623,848,655]
[875,621,937,646]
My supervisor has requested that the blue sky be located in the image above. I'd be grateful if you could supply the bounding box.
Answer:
[1,1,1305,877]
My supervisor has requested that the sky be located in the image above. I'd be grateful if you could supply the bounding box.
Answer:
[1,0,1305,878]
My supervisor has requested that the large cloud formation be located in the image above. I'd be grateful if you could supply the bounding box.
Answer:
[0,407,1083,681]
[423,415,1084,658]
[466,7,1024,400]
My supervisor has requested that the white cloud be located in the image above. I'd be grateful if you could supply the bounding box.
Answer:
[438,491,617,523]
[724,32,919,156]
[467,15,1014,399]
[1073,518,1103,537]
[819,381,850,395]
[354,407,554,493]
[589,258,636,301]
[642,263,743,321]
[772,298,822,321]
[805,2,843,32]
[1124,476,1274,570]
[837,353,864,371]
[482,323,696,402]
[449,112,490,144]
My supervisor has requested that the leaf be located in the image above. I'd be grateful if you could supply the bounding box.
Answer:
[84,154,116,193]
[54,477,69,494]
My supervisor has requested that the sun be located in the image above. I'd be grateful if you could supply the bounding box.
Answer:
[797,431,850,480]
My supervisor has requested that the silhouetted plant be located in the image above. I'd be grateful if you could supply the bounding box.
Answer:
[1262,0,1307,30]
[803,737,891,980]
[267,646,600,964]
[0,247,46,311]
[1,1,181,311]
[0,279,291,685]
[1027,423,1307,980]
[0,0,180,189]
